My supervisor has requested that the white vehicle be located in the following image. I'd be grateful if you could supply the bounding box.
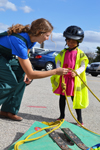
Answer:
[29,47,50,56]
[89,62,100,76]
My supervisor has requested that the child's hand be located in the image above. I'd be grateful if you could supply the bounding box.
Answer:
[71,71,77,77]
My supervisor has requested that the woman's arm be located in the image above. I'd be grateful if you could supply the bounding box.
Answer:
[18,57,68,79]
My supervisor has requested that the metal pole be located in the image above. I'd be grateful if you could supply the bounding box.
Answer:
[40,42,44,48]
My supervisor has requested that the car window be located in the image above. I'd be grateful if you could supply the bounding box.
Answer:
[39,51,59,56]
[35,48,45,54]
[30,48,49,54]
[38,51,49,55]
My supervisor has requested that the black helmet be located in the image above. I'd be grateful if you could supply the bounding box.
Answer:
[63,26,84,43]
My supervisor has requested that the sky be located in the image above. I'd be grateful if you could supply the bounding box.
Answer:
[0,0,100,53]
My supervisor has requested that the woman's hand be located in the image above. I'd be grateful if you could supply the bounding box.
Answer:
[56,67,69,75]
[24,74,32,85]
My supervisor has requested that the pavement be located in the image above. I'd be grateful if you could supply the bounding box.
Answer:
[0,74,100,150]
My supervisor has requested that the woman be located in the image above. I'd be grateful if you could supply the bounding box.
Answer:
[0,18,68,121]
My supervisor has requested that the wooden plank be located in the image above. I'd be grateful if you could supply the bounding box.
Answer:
[45,128,72,150]
[62,128,89,150]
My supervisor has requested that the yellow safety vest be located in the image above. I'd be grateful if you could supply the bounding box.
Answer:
[51,48,89,109]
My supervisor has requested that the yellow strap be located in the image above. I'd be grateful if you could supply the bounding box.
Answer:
[66,68,100,102]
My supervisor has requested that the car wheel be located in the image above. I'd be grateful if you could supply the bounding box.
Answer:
[45,62,54,71]
[91,73,98,77]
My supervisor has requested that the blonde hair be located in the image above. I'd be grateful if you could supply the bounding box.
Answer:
[7,18,53,36]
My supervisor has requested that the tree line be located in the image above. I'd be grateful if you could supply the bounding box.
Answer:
[85,47,100,64]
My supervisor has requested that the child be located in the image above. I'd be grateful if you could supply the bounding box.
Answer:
[51,25,89,126]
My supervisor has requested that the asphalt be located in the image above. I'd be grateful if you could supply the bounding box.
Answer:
[0,74,100,150]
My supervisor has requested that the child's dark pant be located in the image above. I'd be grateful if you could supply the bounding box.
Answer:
[59,94,82,123]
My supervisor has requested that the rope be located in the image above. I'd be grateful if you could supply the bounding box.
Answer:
[14,119,64,150]
[66,68,100,102]
[14,68,100,150]
[61,68,100,135]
